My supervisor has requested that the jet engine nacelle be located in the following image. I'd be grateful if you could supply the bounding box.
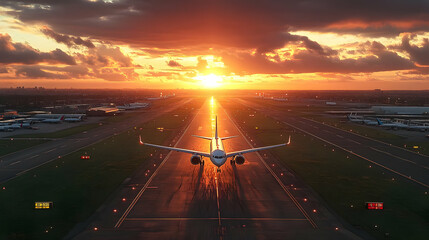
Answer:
[190,155,202,165]
[234,155,245,165]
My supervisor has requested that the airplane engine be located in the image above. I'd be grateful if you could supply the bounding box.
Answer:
[234,155,245,165]
[190,155,202,165]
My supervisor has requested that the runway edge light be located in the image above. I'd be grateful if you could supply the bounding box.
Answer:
[366,202,384,210]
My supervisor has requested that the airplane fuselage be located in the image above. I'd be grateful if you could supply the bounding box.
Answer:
[210,137,227,167]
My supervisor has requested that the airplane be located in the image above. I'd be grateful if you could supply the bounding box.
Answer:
[42,116,65,123]
[347,113,364,123]
[9,123,23,129]
[139,116,290,172]
[0,125,14,132]
[404,122,429,131]
[363,119,378,126]
[376,118,408,129]
[64,116,82,122]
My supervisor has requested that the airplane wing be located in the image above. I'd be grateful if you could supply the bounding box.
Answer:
[139,136,210,157]
[226,136,291,158]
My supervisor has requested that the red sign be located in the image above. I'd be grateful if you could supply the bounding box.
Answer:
[366,202,383,210]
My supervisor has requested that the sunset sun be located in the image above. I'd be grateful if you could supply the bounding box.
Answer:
[195,74,223,88]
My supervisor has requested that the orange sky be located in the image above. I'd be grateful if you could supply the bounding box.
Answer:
[0,1,429,90]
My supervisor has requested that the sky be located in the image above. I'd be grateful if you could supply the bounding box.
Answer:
[0,0,429,90]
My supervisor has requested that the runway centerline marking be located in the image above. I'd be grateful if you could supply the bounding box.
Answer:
[214,168,222,227]
[28,154,39,159]
[44,149,55,153]
[115,104,203,228]
[221,104,318,229]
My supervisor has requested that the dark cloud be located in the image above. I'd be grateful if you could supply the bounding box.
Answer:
[400,35,429,65]
[15,65,69,79]
[166,60,183,68]
[0,67,10,73]
[3,0,429,51]
[41,27,95,48]
[0,34,76,65]
[221,42,415,74]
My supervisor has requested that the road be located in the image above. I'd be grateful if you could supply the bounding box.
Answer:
[237,98,429,189]
[71,98,362,240]
[0,98,191,184]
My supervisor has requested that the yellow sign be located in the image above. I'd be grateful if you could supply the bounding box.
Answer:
[35,202,53,209]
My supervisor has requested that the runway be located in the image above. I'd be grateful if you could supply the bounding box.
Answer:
[0,98,191,184]
[72,98,361,240]
[237,98,429,189]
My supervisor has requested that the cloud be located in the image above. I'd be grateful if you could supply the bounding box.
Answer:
[15,65,70,79]
[166,60,183,68]
[41,27,95,48]
[3,0,429,51]
[0,34,76,65]
[400,34,429,65]
[221,42,415,74]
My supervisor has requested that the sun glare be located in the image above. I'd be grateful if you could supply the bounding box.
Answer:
[195,74,223,88]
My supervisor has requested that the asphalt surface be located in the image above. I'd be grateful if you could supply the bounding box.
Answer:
[237,98,429,189]
[71,98,362,240]
[0,98,191,184]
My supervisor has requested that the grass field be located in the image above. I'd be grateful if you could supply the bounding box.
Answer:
[222,100,429,240]
[0,98,204,240]
[0,139,49,157]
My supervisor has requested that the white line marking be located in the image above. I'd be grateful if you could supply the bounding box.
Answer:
[336,135,344,138]
[347,139,361,145]
[369,147,417,165]
[44,149,55,153]
[222,105,318,229]
[115,105,202,228]
[28,154,39,159]
[8,161,21,166]
[214,168,222,226]
[281,121,429,189]
[303,117,429,158]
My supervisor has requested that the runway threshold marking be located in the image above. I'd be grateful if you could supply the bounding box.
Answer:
[222,105,318,229]
[280,121,429,189]
[114,106,202,228]
[125,217,308,221]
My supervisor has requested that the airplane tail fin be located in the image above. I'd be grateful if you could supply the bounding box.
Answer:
[376,118,383,125]
[215,115,218,139]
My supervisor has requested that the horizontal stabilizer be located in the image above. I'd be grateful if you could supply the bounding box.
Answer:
[220,136,239,140]
[192,135,212,140]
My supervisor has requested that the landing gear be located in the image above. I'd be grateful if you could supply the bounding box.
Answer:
[200,160,205,166]
[217,168,221,173]
[230,159,235,165]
